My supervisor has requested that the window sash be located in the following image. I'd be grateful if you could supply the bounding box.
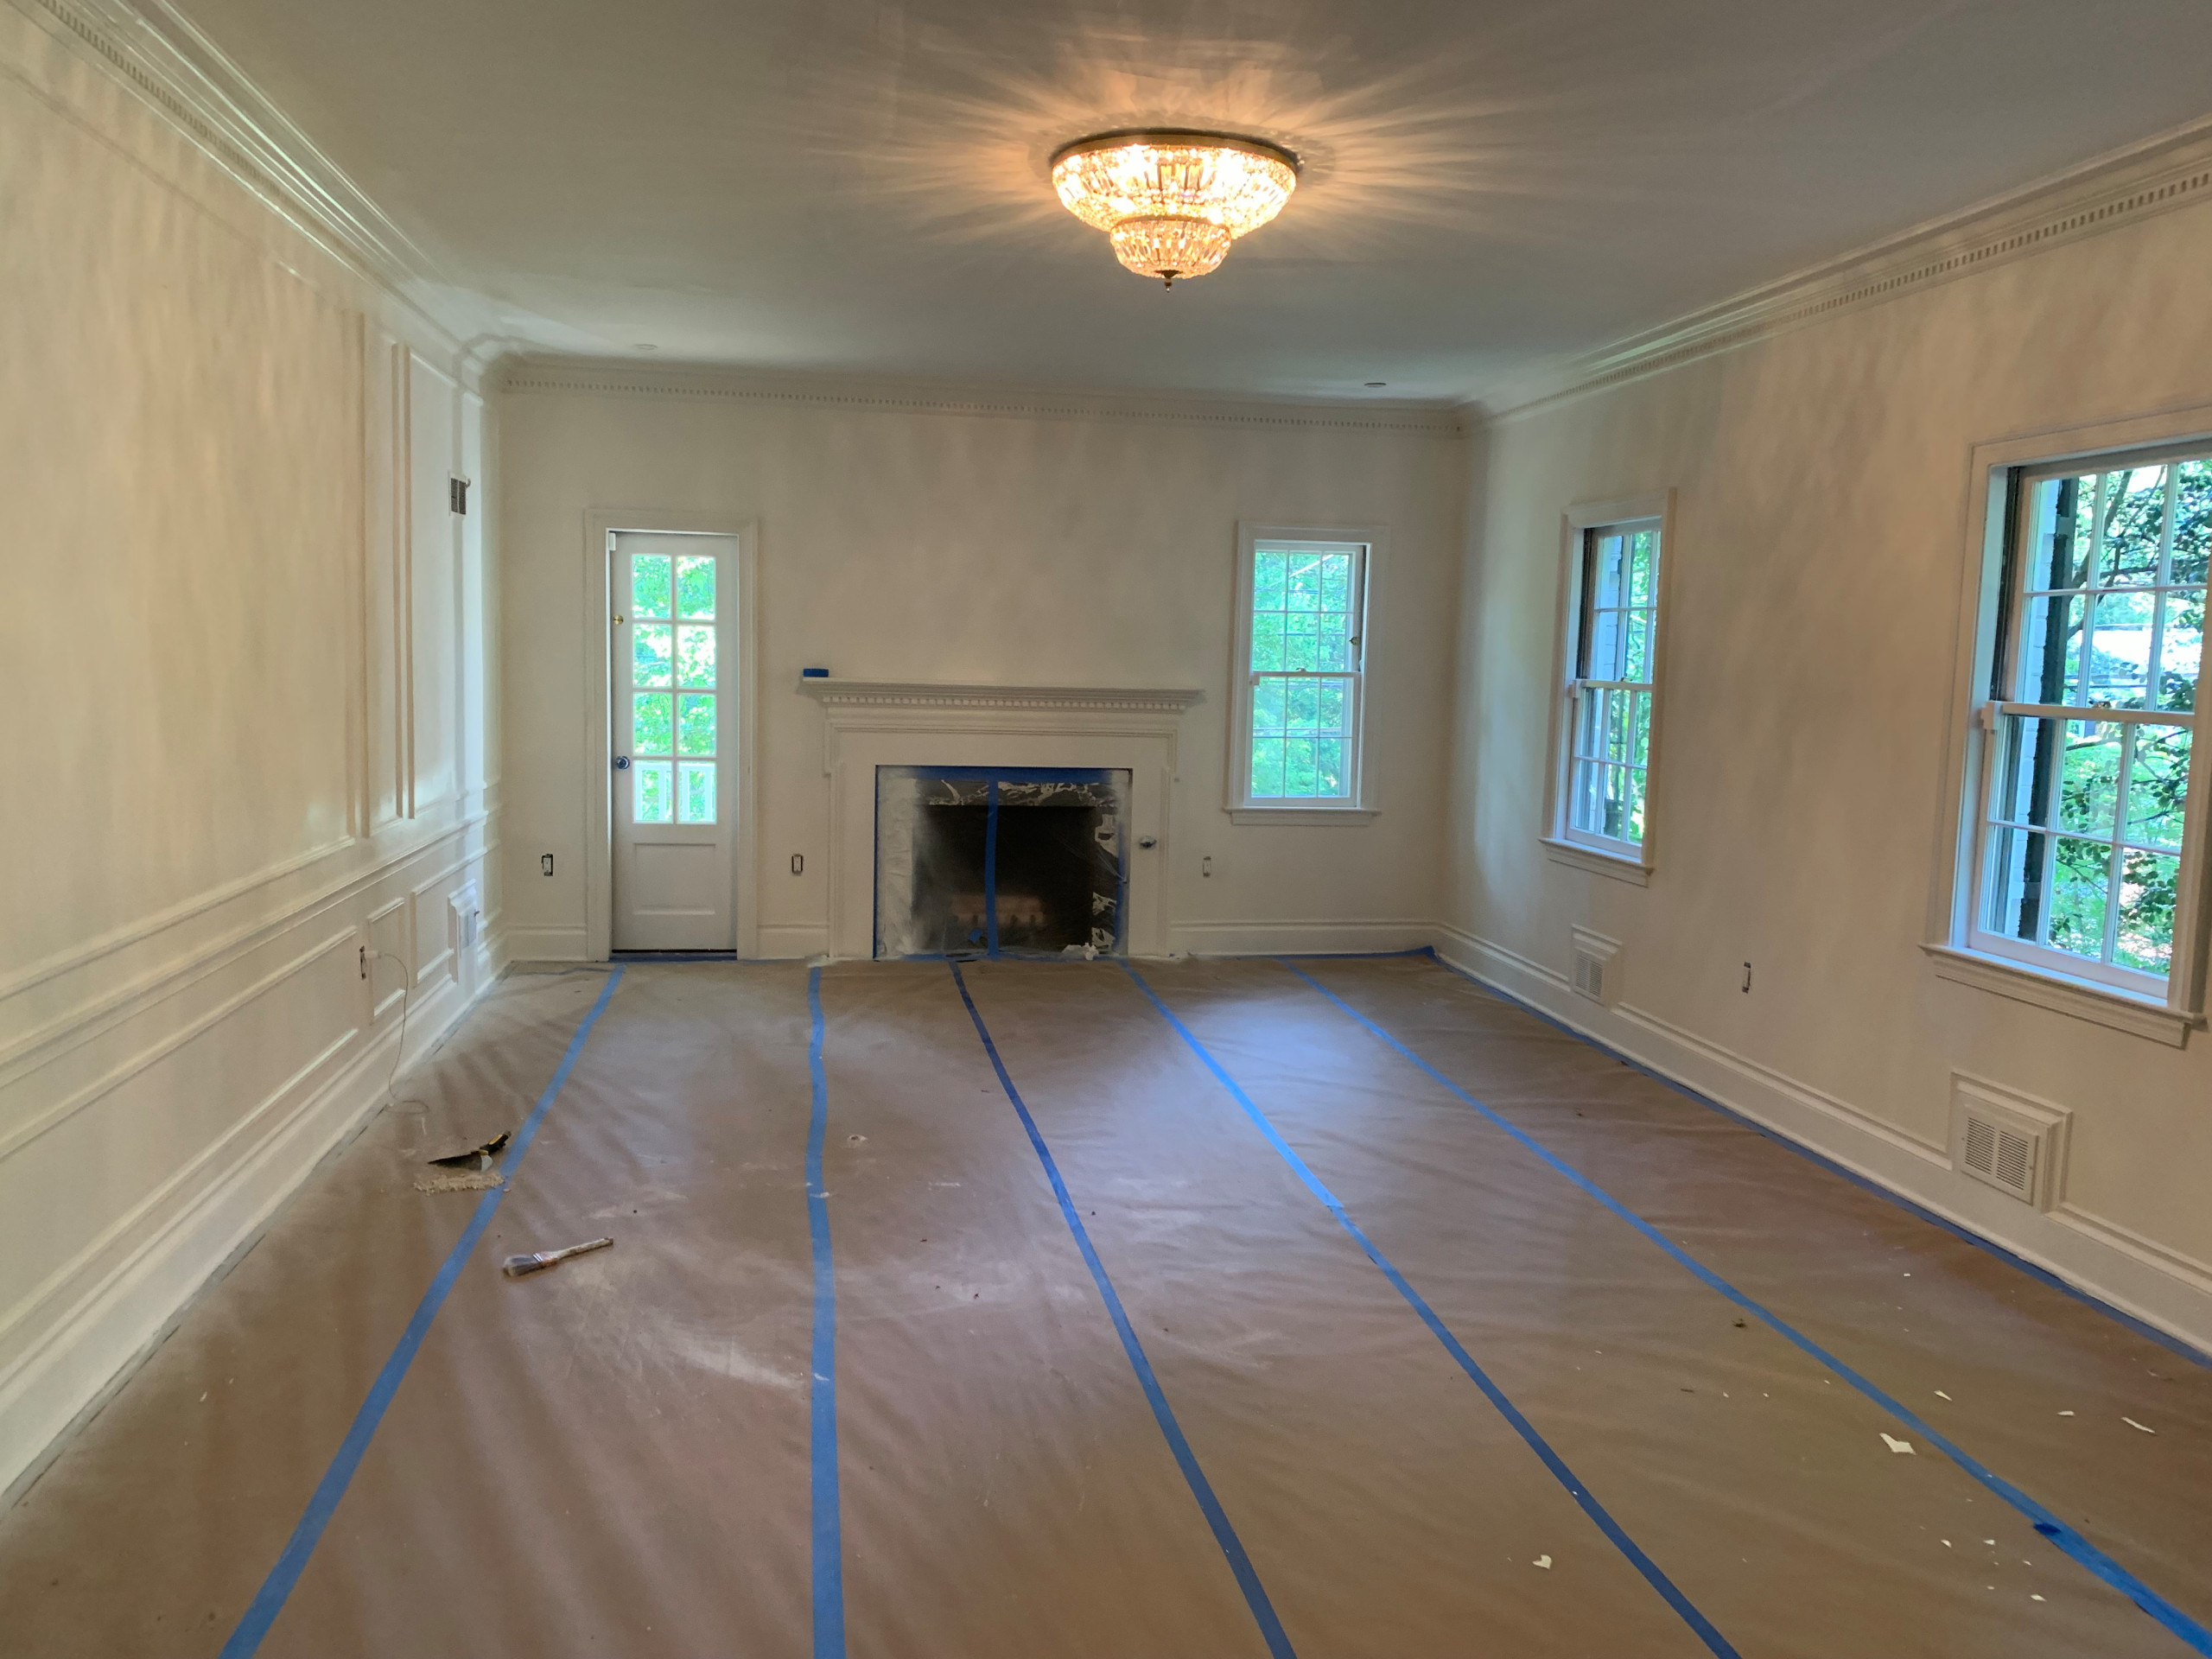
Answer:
[1239,539,1369,805]
[1560,519,1661,853]
[1963,452,2210,998]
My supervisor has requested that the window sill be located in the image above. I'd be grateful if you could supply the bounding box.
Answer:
[1922,944,2199,1047]
[1541,837,1651,886]
[1229,805,1379,826]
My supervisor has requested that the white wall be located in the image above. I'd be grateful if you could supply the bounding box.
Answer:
[497,374,1465,961]
[0,3,501,1497]
[1447,193,2212,1349]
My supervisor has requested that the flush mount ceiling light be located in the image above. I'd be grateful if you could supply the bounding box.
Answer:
[1050,130,1300,287]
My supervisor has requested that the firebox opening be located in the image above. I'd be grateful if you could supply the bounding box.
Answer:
[874,766,1128,959]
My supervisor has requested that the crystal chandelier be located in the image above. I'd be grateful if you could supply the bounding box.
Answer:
[1050,130,1300,286]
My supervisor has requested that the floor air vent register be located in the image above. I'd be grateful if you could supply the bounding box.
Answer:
[1948,1073,2071,1210]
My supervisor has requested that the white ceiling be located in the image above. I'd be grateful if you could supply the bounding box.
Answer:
[171,0,2212,403]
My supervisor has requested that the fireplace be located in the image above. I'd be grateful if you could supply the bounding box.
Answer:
[874,766,1130,958]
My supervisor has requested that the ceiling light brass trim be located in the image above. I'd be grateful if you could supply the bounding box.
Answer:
[1048,129,1301,176]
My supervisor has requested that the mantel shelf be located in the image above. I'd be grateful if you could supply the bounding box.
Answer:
[795,677,1204,714]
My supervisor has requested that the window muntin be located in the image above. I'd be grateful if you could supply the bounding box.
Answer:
[628,550,720,824]
[1562,519,1662,854]
[1970,454,2209,992]
[1242,540,1367,804]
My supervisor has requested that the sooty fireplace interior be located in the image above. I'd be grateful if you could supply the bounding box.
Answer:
[874,766,1129,958]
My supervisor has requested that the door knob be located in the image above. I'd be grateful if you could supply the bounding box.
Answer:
[613,755,631,771]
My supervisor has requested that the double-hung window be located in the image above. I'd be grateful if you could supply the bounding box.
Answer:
[1230,527,1375,818]
[1555,512,1664,861]
[1964,447,2209,1001]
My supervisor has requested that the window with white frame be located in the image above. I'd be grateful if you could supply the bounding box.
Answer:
[1965,447,2209,997]
[1232,532,1371,810]
[1558,517,1663,856]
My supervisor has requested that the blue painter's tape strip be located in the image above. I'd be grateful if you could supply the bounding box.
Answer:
[1122,960,1738,1659]
[807,965,846,1659]
[948,963,1296,1659]
[1408,949,2212,1371]
[1281,959,2212,1656]
[219,968,626,1659]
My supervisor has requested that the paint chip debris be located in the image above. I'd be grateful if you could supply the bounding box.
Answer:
[1942,1540,1951,1548]
[415,1169,503,1194]
[1532,1555,1552,1570]
[2031,1595,2045,1602]
[1935,1390,1952,1401]
[2123,1417,2156,1434]
[2058,1409,2075,1416]
[1881,1433,1916,1455]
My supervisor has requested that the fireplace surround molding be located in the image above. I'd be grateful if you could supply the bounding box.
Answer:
[798,677,1203,959]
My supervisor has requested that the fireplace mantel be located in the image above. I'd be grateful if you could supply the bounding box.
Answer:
[796,677,1203,714]
[798,677,1200,957]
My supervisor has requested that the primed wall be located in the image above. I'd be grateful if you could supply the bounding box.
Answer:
[1448,197,2212,1345]
[498,384,1464,960]
[0,5,500,1496]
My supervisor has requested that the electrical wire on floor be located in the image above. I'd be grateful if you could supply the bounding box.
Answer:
[366,950,429,1119]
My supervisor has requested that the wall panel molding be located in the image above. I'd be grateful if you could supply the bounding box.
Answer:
[5,0,489,355]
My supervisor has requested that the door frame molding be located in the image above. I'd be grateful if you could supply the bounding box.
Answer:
[582,509,760,961]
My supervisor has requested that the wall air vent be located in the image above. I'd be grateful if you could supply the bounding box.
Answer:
[1570,926,1619,1006]
[1948,1073,2070,1211]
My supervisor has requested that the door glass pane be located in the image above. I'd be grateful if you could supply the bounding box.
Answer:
[677,761,716,823]
[677,693,716,756]
[676,556,715,618]
[634,624,674,688]
[634,761,674,823]
[632,693,673,755]
[677,625,716,687]
[632,556,672,619]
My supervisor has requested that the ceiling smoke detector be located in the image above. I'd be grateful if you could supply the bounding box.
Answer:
[1050,129,1299,287]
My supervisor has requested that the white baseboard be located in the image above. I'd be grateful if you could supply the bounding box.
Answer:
[0,958,490,1508]
[1167,918,1437,958]
[1432,923,2212,1358]
[755,923,830,960]
[503,923,588,963]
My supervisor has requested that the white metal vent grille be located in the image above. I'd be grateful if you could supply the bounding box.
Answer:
[1572,951,1605,1001]
[1949,1074,2069,1211]
[1569,927,1619,1007]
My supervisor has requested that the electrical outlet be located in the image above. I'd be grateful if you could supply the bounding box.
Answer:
[1201,855,1214,878]
[541,853,555,876]
[1741,962,1753,994]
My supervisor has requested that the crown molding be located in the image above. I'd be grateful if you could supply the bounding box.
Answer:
[499,357,1470,437]
[1484,112,2212,423]
[10,0,494,356]
[796,677,1204,715]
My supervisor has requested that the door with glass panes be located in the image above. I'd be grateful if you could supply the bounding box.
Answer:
[612,531,734,950]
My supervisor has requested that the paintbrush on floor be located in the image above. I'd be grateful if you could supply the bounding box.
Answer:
[500,1236,613,1278]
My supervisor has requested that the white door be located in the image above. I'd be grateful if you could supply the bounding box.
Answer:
[612,532,735,950]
